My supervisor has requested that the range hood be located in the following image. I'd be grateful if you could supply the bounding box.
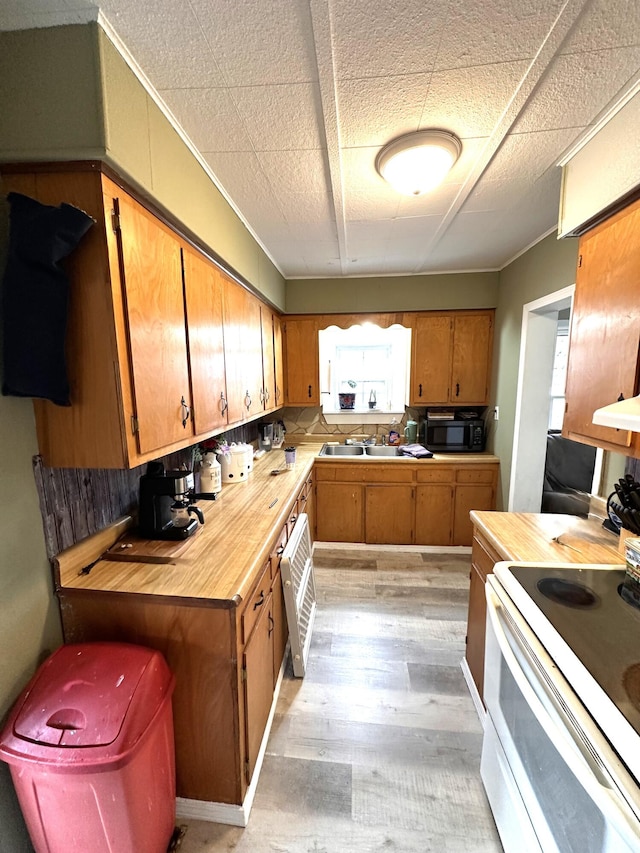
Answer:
[592,395,640,431]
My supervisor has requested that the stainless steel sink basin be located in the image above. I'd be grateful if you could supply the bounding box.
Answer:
[364,446,400,457]
[318,444,365,456]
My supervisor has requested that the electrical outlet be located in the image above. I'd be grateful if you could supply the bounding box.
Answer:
[494,406,500,421]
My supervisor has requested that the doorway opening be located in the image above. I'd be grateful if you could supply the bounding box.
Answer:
[508,285,597,512]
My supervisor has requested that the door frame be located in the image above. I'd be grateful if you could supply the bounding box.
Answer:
[508,285,574,512]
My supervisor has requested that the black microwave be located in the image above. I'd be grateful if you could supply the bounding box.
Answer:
[422,416,486,453]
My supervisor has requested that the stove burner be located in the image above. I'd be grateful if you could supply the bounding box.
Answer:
[536,577,599,608]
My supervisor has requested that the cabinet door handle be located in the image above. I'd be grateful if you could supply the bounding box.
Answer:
[253,590,265,610]
[308,384,312,398]
[268,613,274,636]
[456,382,460,397]
[418,383,422,397]
[265,388,270,404]
[276,386,281,403]
[220,392,228,415]
[180,396,191,428]
[276,546,285,556]
[259,388,265,404]
[245,391,252,410]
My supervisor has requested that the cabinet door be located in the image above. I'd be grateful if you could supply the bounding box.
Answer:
[117,193,193,453]
[223,277,263,422]
[243,593,274,783]
[270,568,288,688]
[415,484,454,545]
[452,484,495,546]
[273,314,284,409]
[466,562,488,703]
[563,199,640,451]
[260,306,276,412]
[284,318,320,405]
[365,485,414,544]
[411,315,452,404]
[182,248,228,434]
[451,313,493,405]
[315,482,363,542]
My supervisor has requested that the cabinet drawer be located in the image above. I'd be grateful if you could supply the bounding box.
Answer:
[416,467,454,483]
[365,466,415,483]
[456,467,496,484]
[315,464,369,482]
[241,561,271,644]
[471,533,502,581]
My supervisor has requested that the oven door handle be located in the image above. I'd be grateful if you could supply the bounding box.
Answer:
[488,592,640,846]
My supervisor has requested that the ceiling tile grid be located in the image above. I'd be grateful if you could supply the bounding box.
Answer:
[1,0,639,277]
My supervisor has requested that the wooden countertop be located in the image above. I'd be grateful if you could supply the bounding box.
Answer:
[314,450,499,465]
[470,510,622,565]
[56,444,320,605]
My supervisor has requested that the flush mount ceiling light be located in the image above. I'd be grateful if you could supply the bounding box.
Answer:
[375,129,462,196]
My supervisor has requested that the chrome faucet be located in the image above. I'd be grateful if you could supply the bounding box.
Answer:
[364,434,376,445]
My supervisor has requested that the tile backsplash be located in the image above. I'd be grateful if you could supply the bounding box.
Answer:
[276,407,422,441]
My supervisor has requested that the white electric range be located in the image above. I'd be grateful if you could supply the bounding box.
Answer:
[482,561,640,853]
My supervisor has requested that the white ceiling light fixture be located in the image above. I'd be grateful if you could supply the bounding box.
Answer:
[375,129,462,196]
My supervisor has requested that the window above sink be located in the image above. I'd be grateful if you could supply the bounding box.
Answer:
[318,323,410,423]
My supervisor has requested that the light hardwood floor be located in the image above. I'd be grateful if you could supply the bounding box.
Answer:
[177,545,503,853]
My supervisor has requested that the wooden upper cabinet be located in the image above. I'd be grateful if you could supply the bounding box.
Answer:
[182,247,228,434]
[273,314,284,409]
[222,276,263,422]
[563,198,640,454]
[284,317,320,406]
[116,193,193,454]
[411,311,493,406]
[260,306,276,412]
[411,315,453,403]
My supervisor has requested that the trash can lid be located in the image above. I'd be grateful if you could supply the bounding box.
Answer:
[10,643,170,749]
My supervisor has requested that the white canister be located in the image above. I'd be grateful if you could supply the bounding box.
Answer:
[199,452,222,495]
[238,443,254,474]
[217,444,249,483]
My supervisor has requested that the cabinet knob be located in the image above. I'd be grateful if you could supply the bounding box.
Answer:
[180,396,191,428]
[308,385,312,398]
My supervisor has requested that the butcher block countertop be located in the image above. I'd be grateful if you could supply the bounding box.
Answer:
[470,510,622,565]
[54,443,501,606]
[55,444,321,605]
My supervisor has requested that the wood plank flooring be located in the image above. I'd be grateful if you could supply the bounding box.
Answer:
[177,546,502,853]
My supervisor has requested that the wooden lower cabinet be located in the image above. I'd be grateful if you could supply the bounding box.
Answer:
[315,482,364,542]
[315,461,498,546]
[465,530,502,705]
[243,588,274,783]
[365,485,414,544]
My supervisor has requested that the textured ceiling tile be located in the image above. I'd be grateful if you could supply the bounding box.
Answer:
[560,0,640,53]
[102,1,225,89]
[189,0,316,87]
[204,151,287,225]
[512,46,640,133]
[279,193,334,226]
[331,0,449,80]
[341,147,401,220]
[419,61,529,138]
[337,74,430,148]
[396,182,464,217]
[481,128,580,186]
[159,87,253,153]
[434,0,566,70]
[258,149,328,196]
[288,219,338,243]
[230,82,324,151]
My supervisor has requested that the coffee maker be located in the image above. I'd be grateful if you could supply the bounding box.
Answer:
[138,462,204,540]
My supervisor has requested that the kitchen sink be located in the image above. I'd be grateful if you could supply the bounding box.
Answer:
[318,444,365,456]
[364,446,400,457]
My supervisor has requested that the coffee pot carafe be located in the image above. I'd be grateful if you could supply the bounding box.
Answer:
[258,423,274,452]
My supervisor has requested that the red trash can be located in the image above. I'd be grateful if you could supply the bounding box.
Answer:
[0,642,176,853]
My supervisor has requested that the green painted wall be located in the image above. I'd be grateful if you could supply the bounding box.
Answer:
[0,395,62,853]
[285,271,499,313]
[491,233,580,508]
[0,23,286,310]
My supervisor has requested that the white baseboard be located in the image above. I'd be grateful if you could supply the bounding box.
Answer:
[176,646,289,827]
[460,656,486,725]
